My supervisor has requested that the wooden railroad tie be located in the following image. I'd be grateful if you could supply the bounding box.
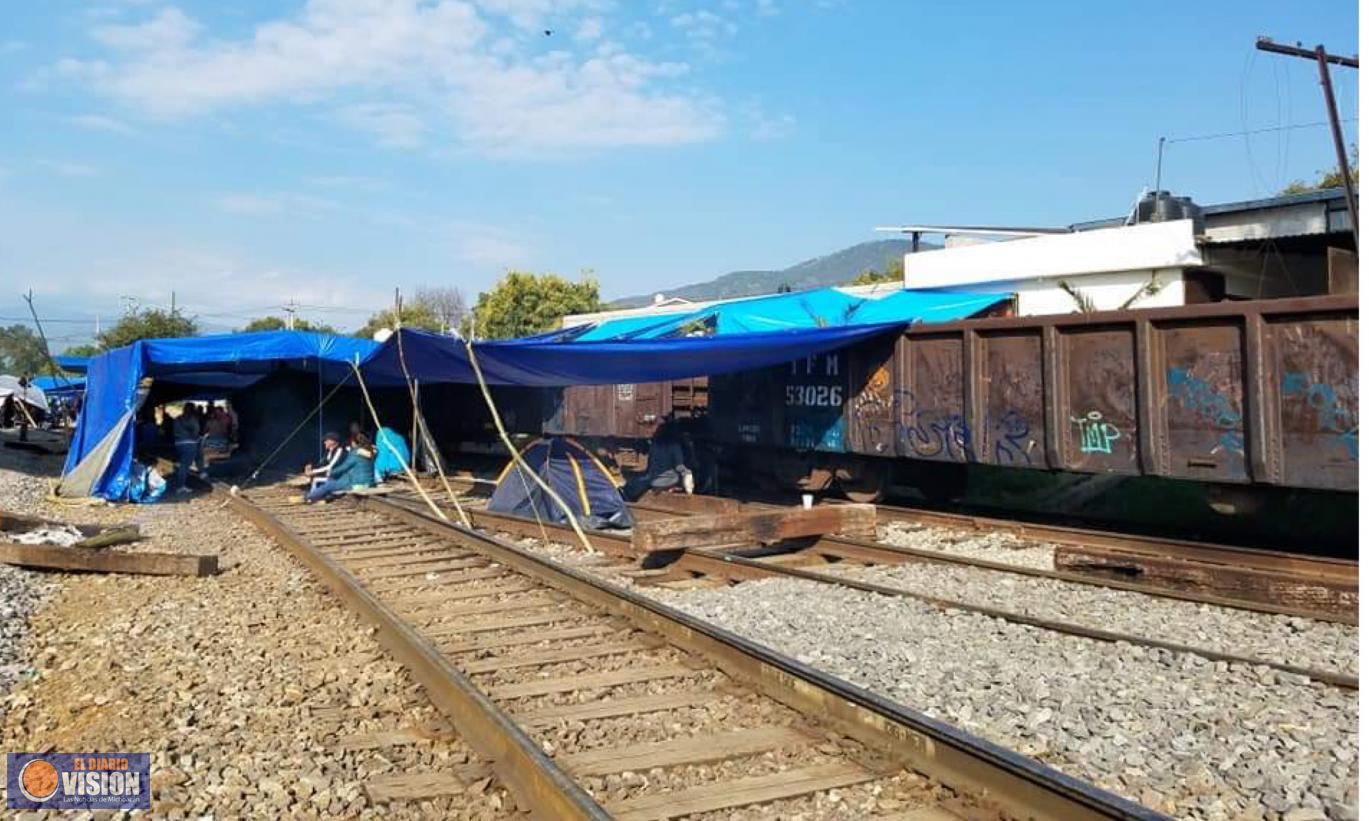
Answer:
[631,504,877,553]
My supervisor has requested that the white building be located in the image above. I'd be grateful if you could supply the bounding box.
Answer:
[892,188,1356,317]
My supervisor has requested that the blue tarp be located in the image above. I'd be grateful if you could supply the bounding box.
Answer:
[565,287,1010,341]
[62,331,381,501]
[362,323,907,387]
[64,288,1009,500]
[54,355,90,373]
[32,376,85,396]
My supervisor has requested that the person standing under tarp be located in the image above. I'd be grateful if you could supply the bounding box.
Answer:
[624,415,694,501]
[305,433,376,503]
[172,405,206,494]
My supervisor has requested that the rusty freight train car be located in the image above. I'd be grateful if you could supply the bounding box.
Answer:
[545,295,1358,501]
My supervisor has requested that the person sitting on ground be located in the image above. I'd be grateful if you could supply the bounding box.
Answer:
[303,432,346,492]
[305,433,376,503]
[203,402,231,453]
[372,425,411,483]
[172,406,206,494]
[624,415,694,501]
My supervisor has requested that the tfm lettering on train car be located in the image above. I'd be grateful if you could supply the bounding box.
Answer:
[791,354,841,377]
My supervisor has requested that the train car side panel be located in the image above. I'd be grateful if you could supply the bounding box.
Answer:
[1156,320,1248,482]
[896,334,970,463]
[979,329,1049,469]
[1269,314,1359,490]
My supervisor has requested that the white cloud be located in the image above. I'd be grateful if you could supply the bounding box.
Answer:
[669,10,738,42]
[51,0,722,155]
[67,113,138,136]
[756,0,778,15]
[574,17,603,42]
[92,7,199,51]
[35,159,99,177]
[336,102,426,149]
[748,111,794,140]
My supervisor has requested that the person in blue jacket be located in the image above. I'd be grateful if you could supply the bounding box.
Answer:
[304,433,376,503]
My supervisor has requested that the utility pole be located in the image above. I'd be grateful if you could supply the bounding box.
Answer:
[170,290,176,317]
[1256,37,1360,249]
[283,299,298,331]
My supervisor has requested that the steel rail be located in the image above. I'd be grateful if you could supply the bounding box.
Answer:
[221,487,610,821]
[627,496,1356,624]
[403,491,1355,688]
[871,504,1357,582]
[364,495,1161,821]
[672,549,1358,690]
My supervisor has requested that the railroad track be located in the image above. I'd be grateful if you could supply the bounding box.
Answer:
[380,484,1356,690]
[226,483,1158,820]
[427,473,1357,624]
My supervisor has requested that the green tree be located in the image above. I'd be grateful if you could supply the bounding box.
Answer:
[848,257,905,286]
[0,325,48,376]
[1282,144,1359,194]
[97,308,197,350]
[473,272,602,340]
[354,303,444,339]
[61,344,101,359]
[241,316,338,334]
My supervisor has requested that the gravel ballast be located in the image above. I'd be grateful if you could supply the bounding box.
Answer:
[0,453,511,819]
[880,520,1057,569]
[819,560,1359,677]
[651,578,1358,820]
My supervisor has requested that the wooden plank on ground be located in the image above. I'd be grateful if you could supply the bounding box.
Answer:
[0,542,216,577]
[513,691,715,727]
[461,639,655,674]
[632,505,877,552]
[486,663,698,700]
[559,726,810,776]
[1054,545,1360,618]
[606,761,876,821]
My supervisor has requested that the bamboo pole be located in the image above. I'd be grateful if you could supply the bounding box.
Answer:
[348,359,450,523]
[396,330,471,527]
[463,336,596,554]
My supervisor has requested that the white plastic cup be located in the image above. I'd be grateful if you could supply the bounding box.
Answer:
[801,493,814,510]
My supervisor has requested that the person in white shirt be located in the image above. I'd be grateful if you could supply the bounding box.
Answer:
[304,432,345,492]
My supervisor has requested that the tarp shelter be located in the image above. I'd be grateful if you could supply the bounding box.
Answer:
[64,288,1011,501]
[61,331,380,501]
[561,287,1010,341]
[54,355,90,374]
[31,375,85,398]
[488,437,631,529]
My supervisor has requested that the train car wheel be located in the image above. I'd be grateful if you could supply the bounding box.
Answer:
[838,466,887,503]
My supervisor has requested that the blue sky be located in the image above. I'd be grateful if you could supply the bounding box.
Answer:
[0,0,1359,342]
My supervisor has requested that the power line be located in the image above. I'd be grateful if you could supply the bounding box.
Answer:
[1166,118,1359,144]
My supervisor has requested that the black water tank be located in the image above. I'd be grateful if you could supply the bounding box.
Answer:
[1176,196,1206,233]
[1153,191,1185,222]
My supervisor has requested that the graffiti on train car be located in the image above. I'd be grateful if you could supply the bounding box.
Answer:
[1071,410,1122,454]
[850,385,1037,465]
[990,410,1037,465]
[1282,372,1359,460]
[1166,367,1245,454]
